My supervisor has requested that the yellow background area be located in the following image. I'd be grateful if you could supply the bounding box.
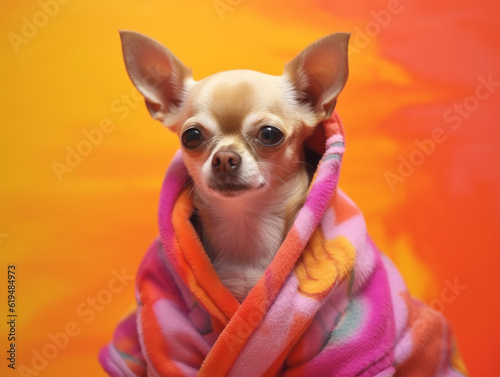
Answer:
[1,0,498,376]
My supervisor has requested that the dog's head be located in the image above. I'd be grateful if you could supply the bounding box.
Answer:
[119,31,349,200]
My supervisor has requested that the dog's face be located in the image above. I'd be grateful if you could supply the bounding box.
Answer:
[120,31,349,200]
[177,70,307,199]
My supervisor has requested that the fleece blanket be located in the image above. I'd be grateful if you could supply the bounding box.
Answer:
[99,112,467,377]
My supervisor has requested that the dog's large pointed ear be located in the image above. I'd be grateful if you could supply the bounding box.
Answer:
[284,33,350,121]
[119,30,193,128]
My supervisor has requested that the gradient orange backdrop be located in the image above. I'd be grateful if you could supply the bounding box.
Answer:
[1,0,499,376]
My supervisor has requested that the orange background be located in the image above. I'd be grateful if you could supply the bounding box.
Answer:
[1,0,499,376]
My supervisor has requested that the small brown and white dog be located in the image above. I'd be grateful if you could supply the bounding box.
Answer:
[119,31,349,302]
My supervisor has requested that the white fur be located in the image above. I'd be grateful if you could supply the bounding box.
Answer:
[193,171,308,301]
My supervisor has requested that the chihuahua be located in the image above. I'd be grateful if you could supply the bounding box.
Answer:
[119,31,349,302]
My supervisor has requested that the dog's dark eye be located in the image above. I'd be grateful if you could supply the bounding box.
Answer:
[258,126,283,146]
[182,128,203,149]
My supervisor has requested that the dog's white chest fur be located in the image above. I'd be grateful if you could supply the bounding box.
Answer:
[195,196,287,302]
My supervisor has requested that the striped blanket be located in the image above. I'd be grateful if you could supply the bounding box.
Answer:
[99,112,467,377]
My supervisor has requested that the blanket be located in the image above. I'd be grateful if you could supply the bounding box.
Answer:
[99,112,468,377]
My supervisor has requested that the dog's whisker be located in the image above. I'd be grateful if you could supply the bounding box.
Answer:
[187,183,197,199]
[297,160,315,171]
[268,173,287,185]
[256,161,295,175]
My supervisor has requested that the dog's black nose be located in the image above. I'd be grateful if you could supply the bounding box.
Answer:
[212,150,241,173]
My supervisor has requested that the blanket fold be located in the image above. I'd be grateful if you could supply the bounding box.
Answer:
[99,112,467,377]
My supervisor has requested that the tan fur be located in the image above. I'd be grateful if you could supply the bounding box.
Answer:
[209,81,256,134]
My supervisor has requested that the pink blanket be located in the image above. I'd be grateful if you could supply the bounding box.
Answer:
[100,112,467,377]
